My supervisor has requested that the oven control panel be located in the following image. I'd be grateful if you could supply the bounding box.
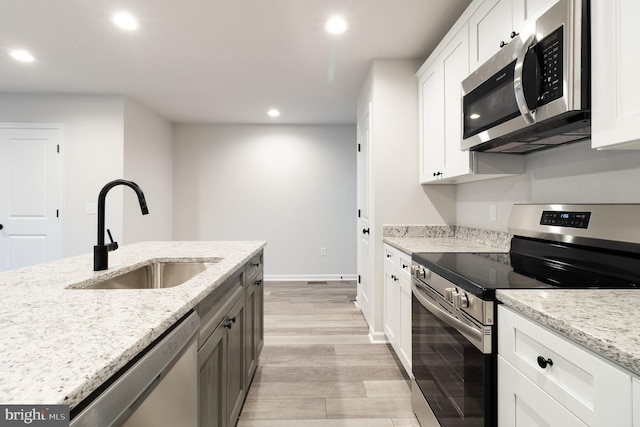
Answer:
[540,210,591,228]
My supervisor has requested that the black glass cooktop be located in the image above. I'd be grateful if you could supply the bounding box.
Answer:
[412,237,640,299]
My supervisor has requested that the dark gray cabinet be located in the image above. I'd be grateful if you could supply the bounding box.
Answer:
[196,251,263,427]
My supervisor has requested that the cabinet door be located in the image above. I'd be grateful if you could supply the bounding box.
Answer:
[634,377,640,427]
[442,23,472,179]
[198,325,227,427]
[244,275,263,385]
[398,275,412,376]
[469,0,513,72]
[591,0,640,150]
[418,63,445,182]
[498,356,588,427]
[512,0,558,35]
[383,266,400,349]
[244,279,258,384]
[226,297,246,427]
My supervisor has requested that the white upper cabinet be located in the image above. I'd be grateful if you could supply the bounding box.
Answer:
[418,0,525,184]
[591,0,640,150]
[419,25,471,182]
[469,0,513,72]
[469,0,558,72]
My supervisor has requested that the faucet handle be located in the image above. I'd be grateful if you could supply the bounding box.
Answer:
[106,229,119,251]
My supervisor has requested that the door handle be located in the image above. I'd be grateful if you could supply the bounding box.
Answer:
[362,228,370,235]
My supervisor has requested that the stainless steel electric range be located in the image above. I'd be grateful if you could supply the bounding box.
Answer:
[410,204,640,427]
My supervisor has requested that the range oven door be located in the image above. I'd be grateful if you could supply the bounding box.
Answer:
[411,280,494,427]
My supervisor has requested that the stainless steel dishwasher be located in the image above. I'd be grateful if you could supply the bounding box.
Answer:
[71,311,199,427]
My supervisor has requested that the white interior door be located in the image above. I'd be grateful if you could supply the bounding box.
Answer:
[0,124,64,271]
[356,107,372,325]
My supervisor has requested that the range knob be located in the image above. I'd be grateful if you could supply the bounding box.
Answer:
[411,265,429,279]
[444,288,456,303]
[454,292,469,309]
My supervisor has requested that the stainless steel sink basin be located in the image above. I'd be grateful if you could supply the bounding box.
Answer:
[80,261,217,290]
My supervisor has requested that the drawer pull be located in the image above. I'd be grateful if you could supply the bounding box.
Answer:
[537,356,553,369]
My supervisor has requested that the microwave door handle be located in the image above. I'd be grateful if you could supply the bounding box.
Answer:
[514,33,537,125]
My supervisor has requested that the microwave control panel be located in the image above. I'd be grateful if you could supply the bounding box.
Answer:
[537,26,564,107]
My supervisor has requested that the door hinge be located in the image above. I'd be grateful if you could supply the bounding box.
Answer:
[357,143,361,152]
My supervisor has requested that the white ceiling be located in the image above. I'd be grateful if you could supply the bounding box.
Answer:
[0,0,472,124]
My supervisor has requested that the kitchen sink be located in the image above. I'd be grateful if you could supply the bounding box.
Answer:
[77,261,218,290]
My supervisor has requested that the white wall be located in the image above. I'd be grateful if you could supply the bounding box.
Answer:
[357,60,456,337]
[0,94,125,256]
[456,139,640,230]
[123,98,174,243]
[173,124,357,279]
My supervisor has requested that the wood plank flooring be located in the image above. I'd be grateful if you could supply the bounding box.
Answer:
[237,281,420,427]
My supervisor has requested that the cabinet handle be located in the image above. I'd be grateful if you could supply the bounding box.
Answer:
[402,264,408,269]
[0,224,3,230]
[433,171,442,177]
[386,254,392,258]
[510,31,519,39]
[537,356,553,369]
[224,316,237,329]
[254,279,262,287]
[251,263,260,267]
[391,275,399,282]
[499,40,507,48]
[362,228,370,235]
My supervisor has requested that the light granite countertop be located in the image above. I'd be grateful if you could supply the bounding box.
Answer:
[497,289,640,377]
[383,225,511,254]
[0,240,265,409]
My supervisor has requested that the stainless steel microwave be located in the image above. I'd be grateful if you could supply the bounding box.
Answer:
[461,0,590,154]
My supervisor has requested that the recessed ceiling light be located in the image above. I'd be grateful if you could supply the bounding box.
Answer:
[325,16,348,35]
[267,109,281,118]
[9,49,35,63]
[112,12,139,31]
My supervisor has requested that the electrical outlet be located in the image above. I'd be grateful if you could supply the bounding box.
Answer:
[86,203,97,215]
[489,204,497,222]
[320,247,327,256]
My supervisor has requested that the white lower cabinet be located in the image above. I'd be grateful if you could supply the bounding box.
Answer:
[382,244,411,376]
[634,378,640,427]
[498,305,633,426]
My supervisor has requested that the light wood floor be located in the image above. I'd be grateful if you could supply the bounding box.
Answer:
[237,281,420,427]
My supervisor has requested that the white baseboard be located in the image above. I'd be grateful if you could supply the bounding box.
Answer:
[264,274,357,282]
[368,329,388,344]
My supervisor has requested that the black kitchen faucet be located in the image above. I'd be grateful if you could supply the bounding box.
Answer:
[94,179,149,271]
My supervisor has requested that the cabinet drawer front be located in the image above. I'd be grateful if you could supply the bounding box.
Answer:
[384,245,398,266]
[498,305,632,426]
[396,251,412,281]
[498,356,587,427]
[245,252,263,285]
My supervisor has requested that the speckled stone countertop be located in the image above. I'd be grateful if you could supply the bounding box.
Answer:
[0,240,265,409]
[383,225,511,254]
[497,289,640,377]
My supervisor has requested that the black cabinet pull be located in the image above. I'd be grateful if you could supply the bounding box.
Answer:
[254,280,262,287]
[500,40,507,48]
[0,224,3,230]
[362,228,370,235]
[402,264,408,269]
[224,316,237,329]
[251,263,260,267]
[537,356,553,369]
[510,31,519,39]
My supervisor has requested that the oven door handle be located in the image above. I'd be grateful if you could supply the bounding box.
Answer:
[412,282,487,353]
